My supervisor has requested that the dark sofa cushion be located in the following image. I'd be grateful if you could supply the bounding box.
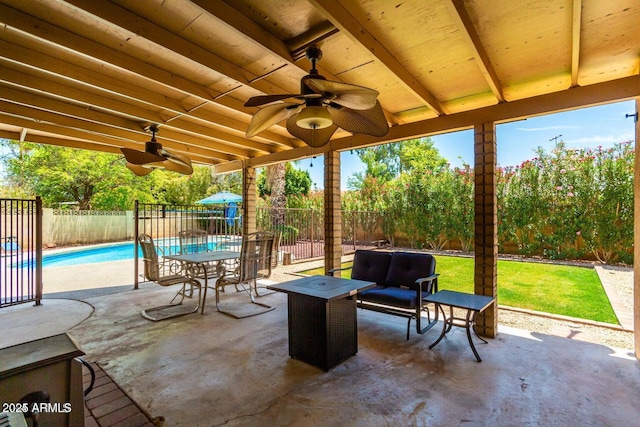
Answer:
[385,252,435,292]
[358,287,430,309]
[351,250,392,286]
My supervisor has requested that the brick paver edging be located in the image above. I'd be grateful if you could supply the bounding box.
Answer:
[83,362,160,427]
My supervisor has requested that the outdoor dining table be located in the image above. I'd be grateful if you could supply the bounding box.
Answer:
[163,251,240,314]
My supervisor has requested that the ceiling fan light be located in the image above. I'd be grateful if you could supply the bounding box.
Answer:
[296,106,332,129]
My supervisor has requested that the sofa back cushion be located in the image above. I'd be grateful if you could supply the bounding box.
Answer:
[351,250,392,286]
[385,252,435,291]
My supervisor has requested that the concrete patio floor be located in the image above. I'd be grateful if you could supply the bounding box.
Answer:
[4,281,637,427]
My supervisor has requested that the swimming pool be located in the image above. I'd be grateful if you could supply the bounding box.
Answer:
[13,239,223,268]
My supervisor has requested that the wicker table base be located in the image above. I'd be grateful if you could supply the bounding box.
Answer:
[268,276,375,371]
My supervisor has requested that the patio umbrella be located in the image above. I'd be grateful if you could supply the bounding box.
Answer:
[196,191,242,204]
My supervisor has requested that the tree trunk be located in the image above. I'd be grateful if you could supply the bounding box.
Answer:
[266,163,286,226]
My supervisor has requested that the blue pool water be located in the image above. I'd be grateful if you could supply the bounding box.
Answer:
[14,240,220,268]
[40,242,142,267]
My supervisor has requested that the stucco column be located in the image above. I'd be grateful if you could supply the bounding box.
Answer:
[474,122,498,338]
[242,164,256,235]
[324,151,342,275]
[633,99,640,358]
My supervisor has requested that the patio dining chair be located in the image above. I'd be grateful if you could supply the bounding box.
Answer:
[253,230,281,297]
[138,233,203,321]
[214,231,276,318]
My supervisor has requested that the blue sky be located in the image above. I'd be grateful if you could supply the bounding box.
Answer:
[296,100,637,190]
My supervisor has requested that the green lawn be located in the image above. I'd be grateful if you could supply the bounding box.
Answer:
[301,255,619,324]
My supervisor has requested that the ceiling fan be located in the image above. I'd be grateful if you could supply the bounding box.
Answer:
[121,125,193,176]
[244,46,389,148]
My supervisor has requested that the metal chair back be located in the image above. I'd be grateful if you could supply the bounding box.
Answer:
[237,231,275,283]
[178,229,209,255]
[138,233,162,282]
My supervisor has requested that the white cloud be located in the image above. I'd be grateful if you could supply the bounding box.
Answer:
[516,125,580,132]
[565,133,634,145]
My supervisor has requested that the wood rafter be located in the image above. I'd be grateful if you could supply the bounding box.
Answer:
[571,0,583,87]
[308,0,446,116]
[0,0,636,172]
[64,0,294,96]
[216,74,640,172]
[445,0,504,102]
[0,39,296,149]
[195,0,400,126]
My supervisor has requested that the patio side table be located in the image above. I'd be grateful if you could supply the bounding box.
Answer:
[424,290,495,362]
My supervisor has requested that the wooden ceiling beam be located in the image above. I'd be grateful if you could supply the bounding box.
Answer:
[0,40,296,148]
[308,0,446,116]
[65,0,295,96]
[0,3,217,100]
[191,0,295,64]
[445,0,504,102]
[0,101,237,162]
[571,0,583,87]
[216,74,640,172]
[0,66,277,155]
[0,114,138,148]
[0,0,293,141]
[193,0,399,127]
[0,126,215,165]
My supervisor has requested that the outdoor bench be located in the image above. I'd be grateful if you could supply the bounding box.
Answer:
[329,249,439,340]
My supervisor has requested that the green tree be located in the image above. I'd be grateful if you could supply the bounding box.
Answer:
[0,141,225,210]
[161,166,216,205]
[349,137,447,189]
[257,163,311,198]
[2,142,155,210]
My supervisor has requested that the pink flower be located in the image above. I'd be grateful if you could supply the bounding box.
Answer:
[556,186,563,191]
[567,192,574,197]
[560,169,567,174]
[576,231,581,236]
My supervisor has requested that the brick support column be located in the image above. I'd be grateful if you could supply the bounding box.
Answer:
[324,151,342,275]
[633,98,640,358]
[242,164,256,235]
[474,122,498,338]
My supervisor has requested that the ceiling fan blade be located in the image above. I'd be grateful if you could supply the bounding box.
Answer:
[163,151,194,175]
[126,162,153,176]
[246,103,302,138]
[329,100,389,137]
[305,79,379,110]
[244,93,300,107]
[286,114,338,148]
[163,159,193,175]
[121,148,164,165]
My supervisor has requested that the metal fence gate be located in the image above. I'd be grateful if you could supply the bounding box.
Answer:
[134,202,385,283]
[256,207,384,262]
[0,197,42,308]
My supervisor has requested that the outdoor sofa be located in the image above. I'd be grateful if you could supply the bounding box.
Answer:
[330,249,439,340]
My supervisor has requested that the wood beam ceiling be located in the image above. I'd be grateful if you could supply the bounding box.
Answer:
[571,0,583,87]
[444,0,504,102]
[308,0,446,116]
[216,74,640,173]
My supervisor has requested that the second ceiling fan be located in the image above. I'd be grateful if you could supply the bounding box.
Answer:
[121,125,193,176]
[244,46,389,148]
